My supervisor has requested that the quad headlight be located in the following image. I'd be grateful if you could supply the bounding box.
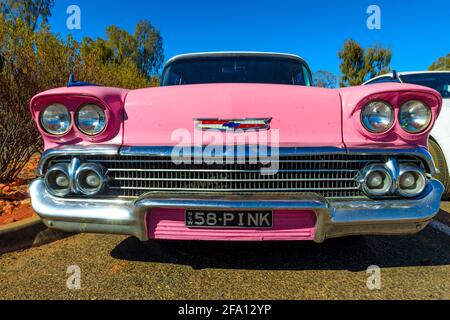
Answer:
[75,163,107,196]
[76,104,106,135]
[40,104,72,135]
[359,162,428,198]
[44,164,71,197]
[397,166,427,198]
[361,101,394,133]
[360,164,393,197]
[399,100,431,133]
[44,162,107,197]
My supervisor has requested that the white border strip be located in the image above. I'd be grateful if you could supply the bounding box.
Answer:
[430,220,450,237]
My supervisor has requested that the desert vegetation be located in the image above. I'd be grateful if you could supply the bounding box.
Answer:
[0,2,164,183]
[0,1,164,221]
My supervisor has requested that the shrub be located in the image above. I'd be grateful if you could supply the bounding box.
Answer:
[0,16,156,182]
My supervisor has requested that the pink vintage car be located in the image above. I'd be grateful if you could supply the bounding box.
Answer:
[29,52,444,243]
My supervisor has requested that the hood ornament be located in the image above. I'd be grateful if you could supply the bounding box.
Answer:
[195,118,272,131]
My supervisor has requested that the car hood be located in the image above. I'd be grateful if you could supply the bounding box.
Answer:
[122,83,344,148]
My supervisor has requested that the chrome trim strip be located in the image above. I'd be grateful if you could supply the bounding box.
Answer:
[68,157,81,193]
[119,146,347,157]
[37,145,436,176]
[107,169,360,173]
[346,147,436,176]
[82,159,394,164]
[111,177,357,182]
[38,145,120,176]
[110,186,361,192]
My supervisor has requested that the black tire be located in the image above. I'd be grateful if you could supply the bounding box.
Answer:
[428,139,450,199]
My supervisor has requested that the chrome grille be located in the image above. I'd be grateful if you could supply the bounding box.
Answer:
[46,153,424,199]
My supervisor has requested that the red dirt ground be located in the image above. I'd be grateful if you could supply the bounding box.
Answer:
[0,156,39,226]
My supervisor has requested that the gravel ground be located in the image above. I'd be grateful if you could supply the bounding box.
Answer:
[0,207,449,300]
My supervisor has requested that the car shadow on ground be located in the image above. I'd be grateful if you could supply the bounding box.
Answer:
[110,223,450,272]
[437,207,450,225]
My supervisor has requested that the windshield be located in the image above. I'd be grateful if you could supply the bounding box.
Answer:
[400,73,450,99]
[162,56,312,86]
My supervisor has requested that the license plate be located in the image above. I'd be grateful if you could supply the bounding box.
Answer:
[185,210,273,228]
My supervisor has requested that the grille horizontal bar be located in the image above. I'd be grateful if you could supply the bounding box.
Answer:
[107,169,359,173]
[47,154,425,199]
[110,186,360,191]
[112,177,356,182]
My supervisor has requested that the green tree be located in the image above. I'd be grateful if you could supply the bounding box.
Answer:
[80,37,114,64]
[429,53,450,70]
[364,45,393,80]
[0,0,54,31]
[106,25,139,64]
[81,21,164,81]
[338,39,392,87]
[338,40,365,86]
[313,70,337,88]
[135,20,164,78]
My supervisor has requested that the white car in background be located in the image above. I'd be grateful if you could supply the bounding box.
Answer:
[364,71,450,198]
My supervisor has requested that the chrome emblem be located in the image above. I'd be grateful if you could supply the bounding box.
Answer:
[195,118,272,131]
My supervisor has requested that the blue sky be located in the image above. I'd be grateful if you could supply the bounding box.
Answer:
[48,0,450,75]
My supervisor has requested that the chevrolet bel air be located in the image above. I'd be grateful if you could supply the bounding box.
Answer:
[29,52,444,243]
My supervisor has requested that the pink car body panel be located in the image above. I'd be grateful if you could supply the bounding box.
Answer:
[30,83,442,151]
[123,84,343,147]
[338,83,442,149]
[30,86,128,150]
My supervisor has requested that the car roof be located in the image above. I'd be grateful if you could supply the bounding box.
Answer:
[364,70,450,85]
[165,51,309,66]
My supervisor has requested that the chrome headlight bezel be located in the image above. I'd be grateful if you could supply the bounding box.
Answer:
[74,163,107,196]
[360,164,394,197]
[361,101,395,134]
[399,100,432,134]
[397,165,427,198]
[40,104,72,136]
[44,163,71,197]
[75,104,107,136]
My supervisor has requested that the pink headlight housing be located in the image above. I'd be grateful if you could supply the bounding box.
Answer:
[30,86,128,149]
[339,83,442,149]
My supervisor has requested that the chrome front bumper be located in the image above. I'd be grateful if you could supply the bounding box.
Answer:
[30,178,444,243]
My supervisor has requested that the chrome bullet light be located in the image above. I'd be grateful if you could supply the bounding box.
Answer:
[361,101,394,133]
[44,164,71,197]
[397,166,427,198]
[75,163,107,196]
[399,100,431,133]
[360,164,393,197]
